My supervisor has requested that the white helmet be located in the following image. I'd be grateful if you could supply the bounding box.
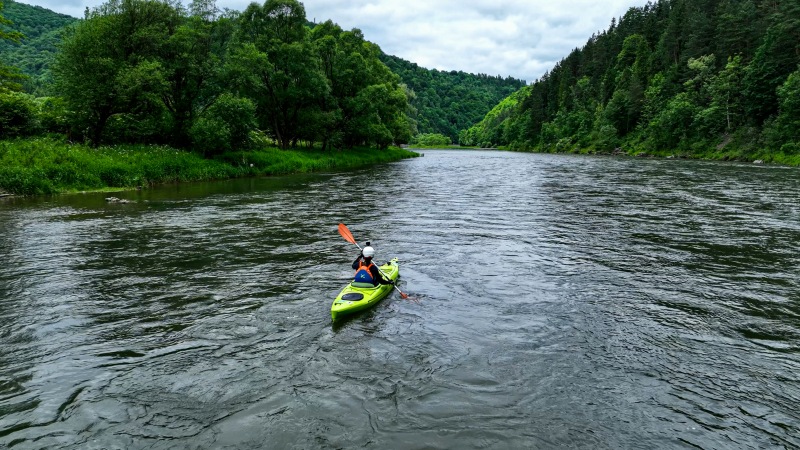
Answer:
[362,246,375,258]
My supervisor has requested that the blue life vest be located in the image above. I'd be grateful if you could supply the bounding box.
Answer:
[354,260,375,284]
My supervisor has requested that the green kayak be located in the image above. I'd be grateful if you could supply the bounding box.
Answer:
[331,258,400,322]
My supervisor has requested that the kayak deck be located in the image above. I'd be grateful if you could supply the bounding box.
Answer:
[331,258,400,322]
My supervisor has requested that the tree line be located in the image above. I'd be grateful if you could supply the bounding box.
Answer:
[0,0,527,152]
[463,0,800,160]
[0,0,413,152]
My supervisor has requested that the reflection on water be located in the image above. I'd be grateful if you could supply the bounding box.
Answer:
[1,152,799,448]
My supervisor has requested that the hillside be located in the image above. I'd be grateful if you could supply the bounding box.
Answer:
[380,53,526,141]
[465,0,800,163]
[0,0,77,94]
[0,0,526,139]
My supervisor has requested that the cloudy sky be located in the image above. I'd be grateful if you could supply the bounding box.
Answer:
[18,0,650,83]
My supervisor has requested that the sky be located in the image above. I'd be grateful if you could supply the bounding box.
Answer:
[18,0,651,83]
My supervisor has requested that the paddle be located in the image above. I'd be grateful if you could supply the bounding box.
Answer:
[338,223,410,300]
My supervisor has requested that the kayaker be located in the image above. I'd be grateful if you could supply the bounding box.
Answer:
[352,244,394,287]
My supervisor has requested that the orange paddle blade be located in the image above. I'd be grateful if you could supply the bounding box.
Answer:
[338,223,357,245]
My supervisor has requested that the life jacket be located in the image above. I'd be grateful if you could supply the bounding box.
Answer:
[354,259,376,284]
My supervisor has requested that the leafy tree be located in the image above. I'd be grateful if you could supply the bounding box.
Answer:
[0,90,36,135]
[310,22,410,149]
[742,7,800,124]
[52,0,181,145]
[158,0,234,147]
[231,0,329,149]
[189,93,256,155]
[709,55,745,131]
[763,67,800,152]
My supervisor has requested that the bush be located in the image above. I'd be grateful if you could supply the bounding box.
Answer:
[780,142,800,155]
[36,97,69,134]
[411,133,451,147]
[0,92,38,137]
[190,94,256,156]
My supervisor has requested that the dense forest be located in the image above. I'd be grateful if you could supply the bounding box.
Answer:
[0,0,521,145]
[464,0,800,163]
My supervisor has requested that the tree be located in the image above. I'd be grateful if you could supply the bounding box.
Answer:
[158,1,234,147]
[231,0,329,149]
[764,67,800,151]
[742,1,800,124]
[310,22,411,149]
[709,55,746,131]
[53,0,182,145]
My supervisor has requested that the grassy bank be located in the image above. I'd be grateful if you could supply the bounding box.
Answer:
[0,137,419,196]
[506,139,800,166]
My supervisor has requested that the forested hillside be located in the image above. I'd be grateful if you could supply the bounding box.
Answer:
[380,54,526,142]
[465,0,800,163]
[0,0,76,94]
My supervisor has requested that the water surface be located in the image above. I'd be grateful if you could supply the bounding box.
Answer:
[1,150,798,449]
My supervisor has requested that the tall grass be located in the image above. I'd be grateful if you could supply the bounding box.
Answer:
[0,138,419,196]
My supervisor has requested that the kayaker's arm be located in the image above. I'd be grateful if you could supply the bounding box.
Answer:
[369,265,394,285]
[352,255,362,270]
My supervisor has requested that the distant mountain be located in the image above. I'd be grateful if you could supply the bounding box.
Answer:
[0,0,77,94]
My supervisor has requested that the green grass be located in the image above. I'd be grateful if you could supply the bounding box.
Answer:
[0,137,419,196]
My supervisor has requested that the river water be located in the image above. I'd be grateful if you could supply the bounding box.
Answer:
[1,150,799,449]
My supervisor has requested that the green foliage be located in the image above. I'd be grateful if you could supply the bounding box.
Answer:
[35,96,67,133]
[190,93,256,156]
[763,68,800,150]
[460,86,529,147]
[0,0,521,154]
[229,0,324,150]
[469,0,800,162]
[0,136,418,195]
[0,90,36,136]
[380,53,526,142]
[52,1,180,146]
[0,1,76,94]
[0,0,25,92]
[410,133,451,147]
[309,21,411,149]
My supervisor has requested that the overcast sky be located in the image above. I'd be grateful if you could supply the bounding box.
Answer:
[18,0,650,83]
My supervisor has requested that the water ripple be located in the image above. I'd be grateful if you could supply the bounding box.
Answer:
[1,152,799,448]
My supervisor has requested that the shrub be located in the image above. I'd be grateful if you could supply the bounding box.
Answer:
[411,133,451,147]
[0,92,38,137]
[190,94,257,156]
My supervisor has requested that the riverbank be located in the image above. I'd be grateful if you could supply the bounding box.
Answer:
[0,137,419,196]
[407,145,480,150]
[506,145,800,166]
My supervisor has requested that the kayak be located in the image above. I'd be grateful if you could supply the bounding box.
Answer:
[331,258,400,322]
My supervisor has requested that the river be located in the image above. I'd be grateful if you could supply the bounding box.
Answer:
[1,150,798,449]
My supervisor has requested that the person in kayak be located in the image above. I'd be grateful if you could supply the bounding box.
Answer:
[352,244,394,287]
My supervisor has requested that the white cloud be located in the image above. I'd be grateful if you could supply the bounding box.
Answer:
[15,0,651,82]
